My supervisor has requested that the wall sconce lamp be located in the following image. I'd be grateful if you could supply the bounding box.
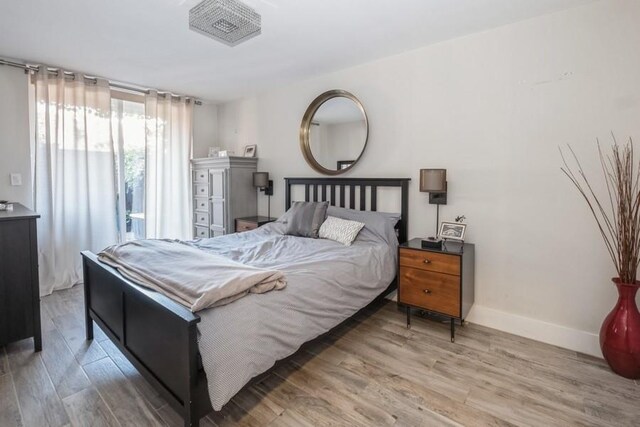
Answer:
[253,172,274,218]
[420,169,447,236]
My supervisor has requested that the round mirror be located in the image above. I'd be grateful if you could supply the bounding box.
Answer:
[300,90,368,175]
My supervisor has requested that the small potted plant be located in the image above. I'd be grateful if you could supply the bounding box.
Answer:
[561,137,640,378]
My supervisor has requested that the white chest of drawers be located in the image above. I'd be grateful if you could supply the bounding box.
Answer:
[191,157,258,238]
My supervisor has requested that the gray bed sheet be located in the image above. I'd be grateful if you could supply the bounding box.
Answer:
[192,221,397,410]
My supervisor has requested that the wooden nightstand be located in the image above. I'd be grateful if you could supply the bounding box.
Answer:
[235,216,276,232]
[398,238,475,342]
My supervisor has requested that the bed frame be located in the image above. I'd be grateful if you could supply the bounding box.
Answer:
[81,177,410,427]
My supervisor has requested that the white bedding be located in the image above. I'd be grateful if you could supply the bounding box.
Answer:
[191,220,397,410]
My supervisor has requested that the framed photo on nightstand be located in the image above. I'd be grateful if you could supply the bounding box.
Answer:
[439,221,466,241]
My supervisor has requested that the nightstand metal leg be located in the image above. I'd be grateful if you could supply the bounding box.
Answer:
[450,318,455,343]
[406,306,411,329]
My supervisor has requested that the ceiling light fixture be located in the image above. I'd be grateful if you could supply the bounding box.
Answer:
[189,0,261,47]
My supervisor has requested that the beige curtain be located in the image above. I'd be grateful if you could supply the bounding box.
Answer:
[33,70,119,295]
[144,91,193,239]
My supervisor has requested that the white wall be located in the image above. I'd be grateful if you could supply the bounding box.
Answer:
[0,66,32,207]
[218,97,258,156]
[215,0,640,357]
[192,102,219,158]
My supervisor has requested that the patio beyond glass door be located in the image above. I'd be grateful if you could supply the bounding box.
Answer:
[111,93,146,241]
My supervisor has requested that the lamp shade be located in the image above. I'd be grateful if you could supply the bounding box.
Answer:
[253,172,269,188]
[420,169,446,192]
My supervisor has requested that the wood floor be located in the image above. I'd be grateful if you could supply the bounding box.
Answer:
[1,285,638,427]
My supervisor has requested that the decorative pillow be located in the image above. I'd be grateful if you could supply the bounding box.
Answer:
[283,201,329,238]
[319,216,365,246]
[326,206,400,247]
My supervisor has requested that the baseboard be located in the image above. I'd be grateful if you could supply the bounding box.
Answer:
[467,304,602,358]
[384,291,601,357]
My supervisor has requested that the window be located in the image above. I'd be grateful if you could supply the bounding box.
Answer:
[111,91,146,241]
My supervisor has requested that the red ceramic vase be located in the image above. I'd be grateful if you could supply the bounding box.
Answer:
[600,278,640,379]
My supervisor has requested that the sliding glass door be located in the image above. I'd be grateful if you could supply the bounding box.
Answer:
[111,92,146,241]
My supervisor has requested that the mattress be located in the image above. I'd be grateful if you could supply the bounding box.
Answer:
[191,220,397,410]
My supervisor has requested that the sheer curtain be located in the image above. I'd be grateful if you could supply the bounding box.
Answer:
[144,91,193,239]
[33,71,119,295]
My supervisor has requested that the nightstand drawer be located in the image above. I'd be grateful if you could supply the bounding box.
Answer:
[399,248,460,276]
[236,220,257,232]
[399,267,460,317]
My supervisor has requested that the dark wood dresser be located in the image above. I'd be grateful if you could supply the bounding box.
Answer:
[398,238,474,342]
[0,204,41,351]
[235,216,276,232]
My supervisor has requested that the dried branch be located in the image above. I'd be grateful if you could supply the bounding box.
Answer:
[560,137,640,284]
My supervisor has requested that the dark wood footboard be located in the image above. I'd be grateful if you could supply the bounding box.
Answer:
[81,251,211,426]
[81,252,397,427]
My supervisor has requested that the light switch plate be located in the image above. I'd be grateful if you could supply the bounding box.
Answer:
[10,173,22,186]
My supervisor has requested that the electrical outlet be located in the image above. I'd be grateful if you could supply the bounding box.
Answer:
[10,173,22,186]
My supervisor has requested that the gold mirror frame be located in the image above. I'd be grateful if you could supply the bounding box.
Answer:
[299,90,369,176]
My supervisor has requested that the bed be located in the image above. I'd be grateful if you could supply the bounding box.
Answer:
[81,177,410,427]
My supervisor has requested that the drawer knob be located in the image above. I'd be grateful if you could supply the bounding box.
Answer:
[423,259,431,264]
[423,289,431,294]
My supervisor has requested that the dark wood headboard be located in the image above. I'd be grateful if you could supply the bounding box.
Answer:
[284,177,411,244]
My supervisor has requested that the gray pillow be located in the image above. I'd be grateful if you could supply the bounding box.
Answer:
[283,201,328,238]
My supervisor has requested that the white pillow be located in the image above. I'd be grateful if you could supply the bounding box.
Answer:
[319,216,365,246]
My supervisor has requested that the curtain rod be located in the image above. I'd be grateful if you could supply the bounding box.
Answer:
[0,57,203,106]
